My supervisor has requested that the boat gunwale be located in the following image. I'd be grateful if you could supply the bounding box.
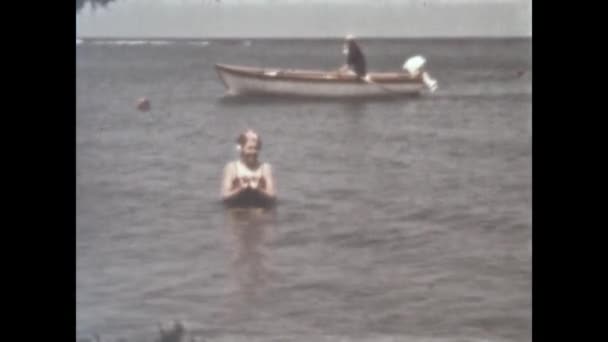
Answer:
[215,64,424,84]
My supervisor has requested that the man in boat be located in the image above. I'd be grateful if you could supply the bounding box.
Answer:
[339,35,368,79]
[221,129,277,207]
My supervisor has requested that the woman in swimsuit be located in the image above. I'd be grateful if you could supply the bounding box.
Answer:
[221,129,277,207]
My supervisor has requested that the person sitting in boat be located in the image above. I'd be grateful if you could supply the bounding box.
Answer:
[221,129,277,207]
[339,35,367,79]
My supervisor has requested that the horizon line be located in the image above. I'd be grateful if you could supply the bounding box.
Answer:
[77,35,532,40]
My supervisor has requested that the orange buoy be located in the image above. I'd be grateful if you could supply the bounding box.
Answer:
[136,97,150,112]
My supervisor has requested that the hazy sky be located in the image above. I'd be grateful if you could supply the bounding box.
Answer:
[76,0,531,38]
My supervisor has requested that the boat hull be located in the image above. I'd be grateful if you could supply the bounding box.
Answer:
[215,64,428,98]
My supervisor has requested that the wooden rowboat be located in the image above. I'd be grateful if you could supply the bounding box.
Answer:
[215,62,438,98]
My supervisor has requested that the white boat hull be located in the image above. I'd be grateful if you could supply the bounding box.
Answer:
[215,64,433,98]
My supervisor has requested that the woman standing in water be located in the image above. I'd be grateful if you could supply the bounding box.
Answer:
[221,129,277,207]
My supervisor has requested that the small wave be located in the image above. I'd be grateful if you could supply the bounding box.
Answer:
[76,333,511,342]
[116,40,147,46]
[147,40,171,46]
[76,38,83,45]
[242,40,252,47]
[188,41,210,47]
[432,86,532,99]
[89,40,166,46]
[90,40,145,46]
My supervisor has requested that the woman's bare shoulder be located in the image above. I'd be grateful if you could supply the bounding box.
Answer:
[223,160,238,172]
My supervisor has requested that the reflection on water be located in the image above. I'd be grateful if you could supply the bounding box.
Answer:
[224,208,277,301]
[216,94,421,106]
[343,101,368,122]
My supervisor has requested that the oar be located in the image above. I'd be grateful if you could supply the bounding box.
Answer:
[363,73,438,94]
[361,74,399,93]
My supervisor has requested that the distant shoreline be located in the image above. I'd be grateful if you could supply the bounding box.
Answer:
[76,36,531,41]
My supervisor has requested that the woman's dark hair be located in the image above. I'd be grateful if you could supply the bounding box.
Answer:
[237,130,262,149]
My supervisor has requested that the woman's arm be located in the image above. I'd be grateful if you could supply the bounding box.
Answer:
[221,162,244,201]
[258,163,277,199]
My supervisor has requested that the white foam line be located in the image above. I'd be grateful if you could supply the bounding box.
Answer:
[147,40,171,46]
[189,41,210,47]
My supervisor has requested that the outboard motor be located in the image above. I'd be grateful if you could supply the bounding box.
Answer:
[403,56,438,93]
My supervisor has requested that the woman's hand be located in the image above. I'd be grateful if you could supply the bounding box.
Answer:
[222,164,251,200]
[257,164,276,200]
[237,177,250,190]
[248,177,260,190]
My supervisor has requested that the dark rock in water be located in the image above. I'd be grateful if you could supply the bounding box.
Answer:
[136,97,151,112]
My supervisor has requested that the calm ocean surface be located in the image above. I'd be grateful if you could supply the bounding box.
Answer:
[76,38,531,342]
